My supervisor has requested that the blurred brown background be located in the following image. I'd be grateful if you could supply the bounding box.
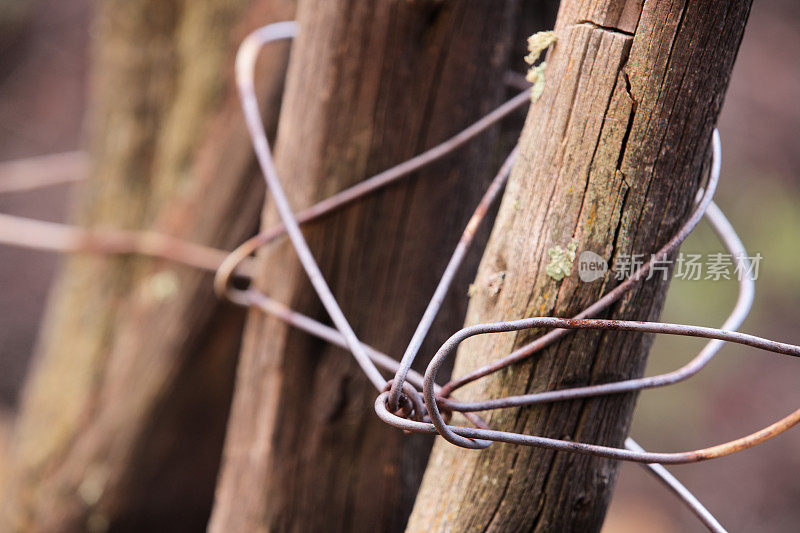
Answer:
[0,0,797,531]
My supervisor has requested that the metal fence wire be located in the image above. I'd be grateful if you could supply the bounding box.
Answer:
[2,21,799,533]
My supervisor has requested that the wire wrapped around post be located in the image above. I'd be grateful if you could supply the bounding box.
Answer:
[223,25,800,532]
[2,21,797,533]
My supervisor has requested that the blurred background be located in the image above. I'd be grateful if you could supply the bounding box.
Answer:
[0,0,797,531]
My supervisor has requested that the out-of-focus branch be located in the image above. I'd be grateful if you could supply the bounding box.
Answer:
[0,152,87,194]
[0,408,11,489]
[0,212,254,276]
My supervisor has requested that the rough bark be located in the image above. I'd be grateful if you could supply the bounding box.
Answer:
[0,0,295,530]
[407,0,751,531]
[209,1,519,531]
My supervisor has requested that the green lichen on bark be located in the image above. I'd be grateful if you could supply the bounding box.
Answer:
[545,239,577,281]
[524,30,557,101]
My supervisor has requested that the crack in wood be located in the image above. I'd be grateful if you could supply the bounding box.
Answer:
[575,19,635,36]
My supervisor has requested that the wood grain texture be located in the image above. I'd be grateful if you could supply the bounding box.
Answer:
[208,1,519,531]
[406,0,752,531]
[0,1,296,530]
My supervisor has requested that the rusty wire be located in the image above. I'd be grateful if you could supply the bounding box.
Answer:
[2,21,798,533]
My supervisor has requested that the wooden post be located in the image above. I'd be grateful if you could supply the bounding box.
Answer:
[0,1,295,530]
[209,1,519,531]
[407,0,752,531]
